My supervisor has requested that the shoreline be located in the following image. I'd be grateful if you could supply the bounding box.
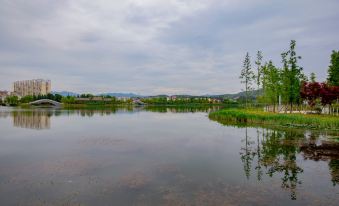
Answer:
[209,108,339,131]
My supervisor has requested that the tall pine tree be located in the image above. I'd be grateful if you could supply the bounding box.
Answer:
[255,51,263,90]
[281,40,304,112]
[240,52,255,107]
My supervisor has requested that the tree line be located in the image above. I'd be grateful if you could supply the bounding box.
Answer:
[141,97,225,105]
[2,93,63,106]
[240,40,339,113]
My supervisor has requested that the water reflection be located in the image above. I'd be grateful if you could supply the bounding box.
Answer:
[12,110,52,130]
[300,139,339,185]
[0,106,223,130]
[236,125,339,200]
[0,107,338,205]
[143,105,221,113]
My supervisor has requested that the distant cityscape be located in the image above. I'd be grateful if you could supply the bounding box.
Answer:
[0,79,258,105]
[0,79,51,101]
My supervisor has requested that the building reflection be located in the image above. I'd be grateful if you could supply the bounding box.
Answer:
[12,111,51,130]
[0,110,10,118]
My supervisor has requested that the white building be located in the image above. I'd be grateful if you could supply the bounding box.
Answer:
[13,79,51,97]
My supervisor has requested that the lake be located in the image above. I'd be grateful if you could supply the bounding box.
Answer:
[0,106,338,205]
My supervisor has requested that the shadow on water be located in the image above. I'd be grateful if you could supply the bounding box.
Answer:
[211,117,339,200]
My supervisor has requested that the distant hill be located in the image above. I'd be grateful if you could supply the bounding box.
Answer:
[147,90,262,100]
[205,89,263,100]
[51,90,262,99]
[52,91,143,98]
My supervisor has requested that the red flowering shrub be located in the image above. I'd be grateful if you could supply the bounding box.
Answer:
[301,82,339,107]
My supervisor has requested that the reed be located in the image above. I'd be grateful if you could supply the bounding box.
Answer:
[209,109,339,130]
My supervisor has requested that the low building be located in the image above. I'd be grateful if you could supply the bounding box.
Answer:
[117,97,130,101]
[74,97,113,103]
[0,90,9,101]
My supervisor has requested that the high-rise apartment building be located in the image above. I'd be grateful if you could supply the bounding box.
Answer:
[13,79,51,97]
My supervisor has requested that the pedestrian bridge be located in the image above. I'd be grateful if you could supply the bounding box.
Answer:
[29,99,62,107]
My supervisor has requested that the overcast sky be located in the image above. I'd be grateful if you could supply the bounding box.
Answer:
[0,0,338,95]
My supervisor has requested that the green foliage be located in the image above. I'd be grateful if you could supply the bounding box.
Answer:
[209,109,339,130]
[5,96,19,106]
[20,95,34,103]
[310,72,316,83]
[255,51,263,90]
[222,98,238,104]
[253,40,306,111]
[262,61,281,109]
[62,96,132,105]
[61,96,75,104]
[111,96,117,104]
[80,94,94,98]
[141,97,222,105]
[19,93,63,103]
[281,40,304,108]
[327,50,339,86]
[240,52,255,106]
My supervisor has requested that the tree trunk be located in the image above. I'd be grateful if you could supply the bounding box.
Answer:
[245,81,248,108]
[290,102,293,114]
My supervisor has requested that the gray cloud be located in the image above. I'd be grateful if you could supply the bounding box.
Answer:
[0,0,338,95]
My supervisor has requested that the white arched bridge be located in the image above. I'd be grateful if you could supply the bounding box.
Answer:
[29,99,62,107]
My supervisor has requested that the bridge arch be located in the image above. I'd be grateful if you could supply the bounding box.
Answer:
[29,99,61,107]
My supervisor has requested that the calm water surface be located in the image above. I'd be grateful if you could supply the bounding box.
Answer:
[0,106,338,205]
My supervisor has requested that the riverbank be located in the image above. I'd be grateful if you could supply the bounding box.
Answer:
[61,103,235,108]
[209,108,339,130]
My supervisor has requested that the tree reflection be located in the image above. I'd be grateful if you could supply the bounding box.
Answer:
[240,128,304,200]
[329,160,339,186]
[240,128,255,179]
[237,126,339,200]
[300,140,339,186]
[255,128,263,181]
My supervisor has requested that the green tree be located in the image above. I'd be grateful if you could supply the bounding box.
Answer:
[240,52,255,107]
[327,50,339,86]
[5,96,19,106]
[255,51,263,90]
[20,95,34,103]
[281,40,304,112]
[54,94,62,102]
[61,96,75,104]
[80,93,94,98]
[310,72,316,83]
[263,61,281,112]
[47,93,54,100]
[111,96,117,104]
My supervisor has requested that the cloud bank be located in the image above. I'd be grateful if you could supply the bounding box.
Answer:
[0,0,338,95]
